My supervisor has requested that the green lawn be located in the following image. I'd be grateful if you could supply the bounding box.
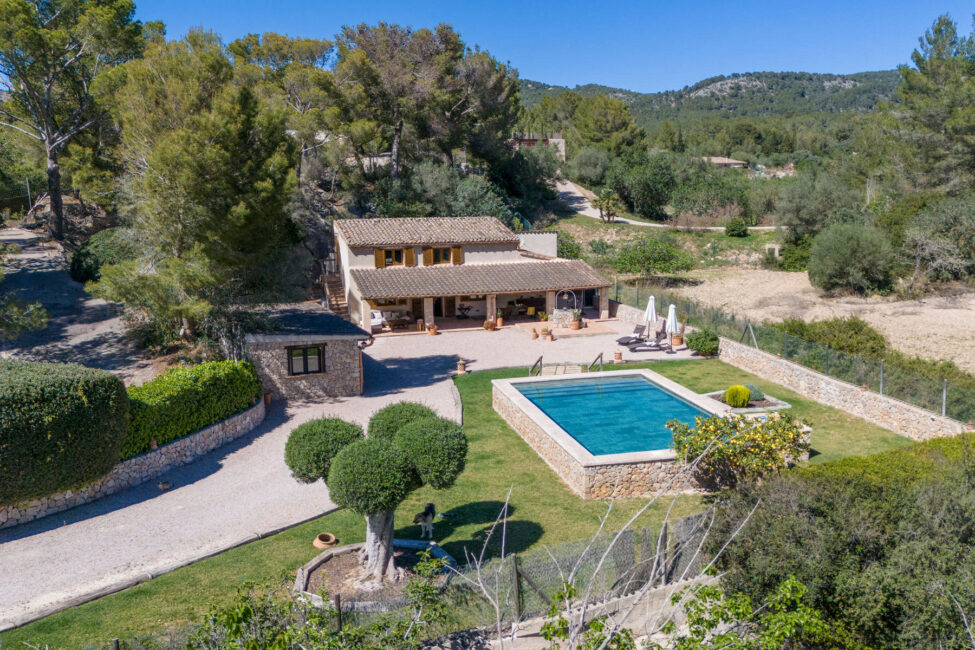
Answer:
[0,360,909,648]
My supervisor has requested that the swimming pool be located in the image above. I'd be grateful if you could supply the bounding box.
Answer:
[514,374,709,455]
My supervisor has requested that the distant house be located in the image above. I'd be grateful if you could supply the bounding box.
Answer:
[331,217,610,332]
[511,132,566,162]
[244,302,371,401]
[702,156,748,169]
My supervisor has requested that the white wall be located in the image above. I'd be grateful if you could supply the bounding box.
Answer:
[518,232,558,258]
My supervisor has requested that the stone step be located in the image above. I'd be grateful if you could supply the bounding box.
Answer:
[539,364,583,376]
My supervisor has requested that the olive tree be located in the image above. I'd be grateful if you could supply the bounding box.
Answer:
[284,403,467,584]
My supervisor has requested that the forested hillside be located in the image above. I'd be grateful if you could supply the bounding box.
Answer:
[522,70,900,128]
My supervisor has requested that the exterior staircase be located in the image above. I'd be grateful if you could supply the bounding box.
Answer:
[322,274,349,320]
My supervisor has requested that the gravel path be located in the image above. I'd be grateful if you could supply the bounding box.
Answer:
[0,227,155,385]
[0,318,691,630]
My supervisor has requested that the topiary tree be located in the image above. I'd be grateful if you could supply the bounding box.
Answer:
[284,404,467,583]
[285,418,363,483]
[725,385,751,408]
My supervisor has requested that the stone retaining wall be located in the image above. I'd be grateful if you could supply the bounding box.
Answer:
[492,384,693,498]
[0,400,266,529]
[610,301,645,325]
[719,337,965,441]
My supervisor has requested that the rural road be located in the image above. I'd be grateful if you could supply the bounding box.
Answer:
[555,179,776,231]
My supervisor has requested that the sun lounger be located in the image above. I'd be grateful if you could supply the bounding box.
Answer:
[616,324,646,346]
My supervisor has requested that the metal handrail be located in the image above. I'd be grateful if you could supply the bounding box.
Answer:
[529,355,543,376]
[588,352,603,373]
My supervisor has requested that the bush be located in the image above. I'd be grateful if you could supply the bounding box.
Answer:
[668,412,808,489]
[724,217,748,237]
[367,401,437,441]
[685,327,719,356]
[555,230,582,259]
[327,438,415,514]
[743,383,764,401]
[808,223,895,294]
[0,361,129,504]
[610,233,694,275]
[724,385,751,408]
[565,146,610,186]
[771,316,888,358]
[393,416,468,489]
[69,228,136,283]
[124,361,262,458]
[776,241,810,271]
[284,418,363,483]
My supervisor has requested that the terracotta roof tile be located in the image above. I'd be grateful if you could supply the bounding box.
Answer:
[350,260,610,299]
[334,217,519,247]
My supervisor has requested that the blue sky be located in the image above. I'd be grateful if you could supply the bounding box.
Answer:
[135,1,974,93]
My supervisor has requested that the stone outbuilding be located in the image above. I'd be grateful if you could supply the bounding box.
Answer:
[244,302,372,401]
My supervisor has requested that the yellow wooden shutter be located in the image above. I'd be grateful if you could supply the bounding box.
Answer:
[422,247,433,266]
[374,249,385,268]
[404,247,416,266]
[451,246,463,265]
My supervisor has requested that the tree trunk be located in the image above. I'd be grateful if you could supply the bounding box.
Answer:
[46,148,64,240]
[361,511,397,581]
[390,118,403,179]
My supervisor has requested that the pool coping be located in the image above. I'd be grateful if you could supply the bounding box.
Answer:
[492,369,730,468]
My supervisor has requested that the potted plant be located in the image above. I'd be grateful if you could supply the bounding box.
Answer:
[484,319,496,331]
[495,308,503,328]
[570,309,582,330]
[540,326,549,337]
[537,311,548,322]
[427,323,438,336]
[672,313,687,347]
[531,328,538,340]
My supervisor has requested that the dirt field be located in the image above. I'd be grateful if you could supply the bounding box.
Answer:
[675,268,975,373]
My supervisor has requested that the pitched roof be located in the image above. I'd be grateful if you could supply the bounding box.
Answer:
[702,156,748,165]
[334,217,520,247]
[350,259,610,300]
[247,302,370,339]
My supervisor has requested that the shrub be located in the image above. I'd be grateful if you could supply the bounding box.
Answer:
[668,412,808,489]
[0,361,129,504]
[124,361,262,458]
[771,316,888,359]
[69,228,136,283]
[610,233,694,275]
[743,383,764,401]
[685,327,719,356]
[566,146,610,186]
[724,385,751,408]
[776,241,810,271]
[393,416,468,489]
[327,438,415,514]
[367,401,437,441]
[284,418,363,483]
[555,230,582,259]
[724,217,748,237]
[808,223,895,294]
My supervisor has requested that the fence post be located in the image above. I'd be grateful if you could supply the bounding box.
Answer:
[510,554,521,620]
[825,347,829,375]
[656,521,669,586]
[614,277,619,302]
[636,285,641,309]
[112,640,120,650]
[943,379,948,417]
[748,323,759,349]
[334,593,342,631]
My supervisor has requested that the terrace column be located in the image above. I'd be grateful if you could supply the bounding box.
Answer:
[545,291,556,315]
[423,297,435,326]
[486,294,497,321]
[599,289,610,320]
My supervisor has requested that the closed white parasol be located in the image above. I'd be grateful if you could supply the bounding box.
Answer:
[643,296,657,325]
[665,304,679,335]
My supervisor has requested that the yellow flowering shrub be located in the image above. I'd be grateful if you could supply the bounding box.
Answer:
[668,412,809,489]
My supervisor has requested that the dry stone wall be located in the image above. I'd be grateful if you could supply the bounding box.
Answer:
[719,337,965,440]
[0,401,266,530]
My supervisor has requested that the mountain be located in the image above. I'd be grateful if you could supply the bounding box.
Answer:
[521,70,902,129]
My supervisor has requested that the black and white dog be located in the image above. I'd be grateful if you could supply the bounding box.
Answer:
[412,502,436,539]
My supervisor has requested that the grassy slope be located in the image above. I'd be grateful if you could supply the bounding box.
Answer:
[0,361,908,648]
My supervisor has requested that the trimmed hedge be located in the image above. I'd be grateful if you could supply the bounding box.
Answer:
[69,227,137,283]
[0,361,129,504]
[285,418,363,483]
[327,438,415,515]
[124,361,262,459]
[394,416,468,490]
[367,402,437,441]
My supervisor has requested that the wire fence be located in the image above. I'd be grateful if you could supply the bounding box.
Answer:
[612,279,975,423]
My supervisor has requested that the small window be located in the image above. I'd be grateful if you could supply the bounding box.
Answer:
[430,247,452,264]
[288,346,324,376]
[384,249,404,266]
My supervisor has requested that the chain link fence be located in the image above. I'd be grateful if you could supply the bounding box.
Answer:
[612,279,975,423]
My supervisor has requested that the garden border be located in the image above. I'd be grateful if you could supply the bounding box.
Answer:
[0,400,266,530]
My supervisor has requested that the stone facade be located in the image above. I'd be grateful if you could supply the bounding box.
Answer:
[492,384,697,499]
[718,337,966,441]
[245,338,363,401]
[0,401,266,530]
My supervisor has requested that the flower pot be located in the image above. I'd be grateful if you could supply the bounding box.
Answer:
[570,321,581,330]
[614,350,623,363]
[427,326,438,336]
[546,334,554,342]
[671,334,684,347]
[531,329,538,340]
[313,532,337,549]
[496,317,503,327]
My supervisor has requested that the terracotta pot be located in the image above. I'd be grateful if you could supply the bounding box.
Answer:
[546,334,554,342]
[531,330,538,340]
[570,321,581,330]
[427,326,438,336]
[671,335,683,346]
[313,532,337,549]
[614,350,623,363]
[496,317,503,327]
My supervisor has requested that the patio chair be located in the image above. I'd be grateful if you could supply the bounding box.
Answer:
[616,324,647,346]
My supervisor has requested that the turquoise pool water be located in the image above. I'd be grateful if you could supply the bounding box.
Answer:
[515,374,708,455]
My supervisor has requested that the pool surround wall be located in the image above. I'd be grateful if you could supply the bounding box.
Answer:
[492,369,730,498]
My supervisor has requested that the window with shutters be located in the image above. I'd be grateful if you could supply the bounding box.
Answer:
[287,345,325,376]
[430,247,452,264]
[383,249,404,266]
